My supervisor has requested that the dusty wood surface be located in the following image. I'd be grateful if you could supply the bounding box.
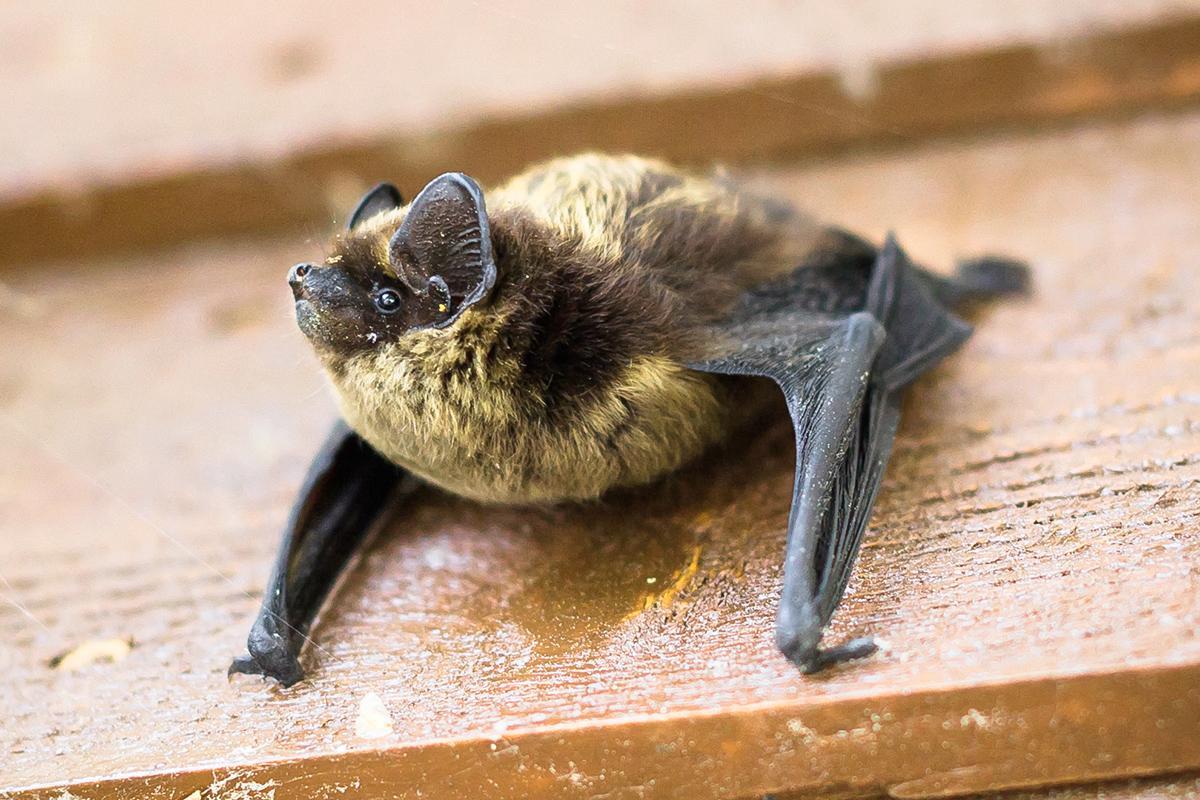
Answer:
[3,8,1200,268]
[2,110,1199,798]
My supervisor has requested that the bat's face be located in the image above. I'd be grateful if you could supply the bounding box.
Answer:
[288,174,498,356]
[288,248,422,354]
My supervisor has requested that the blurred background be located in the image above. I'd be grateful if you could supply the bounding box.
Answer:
[2,3,1200,799]
[3,0,1198,263]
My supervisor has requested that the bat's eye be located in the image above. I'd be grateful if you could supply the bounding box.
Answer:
[374,290,401,313]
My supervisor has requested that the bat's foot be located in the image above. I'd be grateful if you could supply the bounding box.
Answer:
[779,634,878,674]
[953,255,1031,299]
[777,604,878,673]
[801,637,878,673]
[227,629,306,687]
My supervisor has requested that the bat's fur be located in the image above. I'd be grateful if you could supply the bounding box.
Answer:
[299,154,830,503]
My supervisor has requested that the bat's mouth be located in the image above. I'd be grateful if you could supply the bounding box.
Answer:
[293,296,365,354]
[293,298,321,340]
[289,263,331,342]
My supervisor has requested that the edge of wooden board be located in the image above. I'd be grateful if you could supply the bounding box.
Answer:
[9,660,1200,800]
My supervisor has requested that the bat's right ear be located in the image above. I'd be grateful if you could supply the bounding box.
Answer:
[347,183,404,230]
[387,173,497,324]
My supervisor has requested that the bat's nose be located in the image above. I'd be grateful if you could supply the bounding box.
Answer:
[288,263,314,298]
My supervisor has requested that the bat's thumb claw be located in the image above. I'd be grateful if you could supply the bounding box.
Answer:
[776,604,826,670]
[779,631,878,674]
[228,654,263,681]
[227,649,305,687]
[227,628,306,687]
[808,636,878,673]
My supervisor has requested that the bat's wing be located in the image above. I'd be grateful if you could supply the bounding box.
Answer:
[689,234,972,672]
[229,421,405,686]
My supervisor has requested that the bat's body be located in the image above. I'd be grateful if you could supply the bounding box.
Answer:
[321,155,810,503]
[232,154,1027,686]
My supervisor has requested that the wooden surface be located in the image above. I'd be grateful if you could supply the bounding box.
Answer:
[2,105,1198,797]
[4,8,1200,268]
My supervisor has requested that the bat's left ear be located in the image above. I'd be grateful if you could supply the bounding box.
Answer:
[347,183,404,230]
[387,173,497,324]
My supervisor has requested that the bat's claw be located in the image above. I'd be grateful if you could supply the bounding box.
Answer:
[800,637,878,673]
[228,652,304,686]
[779,632,878,674]
[227,630,306,687]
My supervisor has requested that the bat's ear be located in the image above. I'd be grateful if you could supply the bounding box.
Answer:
[387,173,497,321]
[347,183,404,230]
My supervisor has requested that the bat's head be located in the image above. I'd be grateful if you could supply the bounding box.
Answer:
[288,173,498,357]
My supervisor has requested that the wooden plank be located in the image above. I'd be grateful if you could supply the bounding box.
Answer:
[3,10,1200,268]
[2,109,1199,798]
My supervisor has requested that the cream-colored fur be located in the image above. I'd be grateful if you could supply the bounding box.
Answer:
[329,311,726,503]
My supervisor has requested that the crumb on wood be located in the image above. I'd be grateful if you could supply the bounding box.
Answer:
[355,692,394,739]
[48,637,134,671]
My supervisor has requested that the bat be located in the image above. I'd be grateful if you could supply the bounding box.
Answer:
[229,154,1028,686]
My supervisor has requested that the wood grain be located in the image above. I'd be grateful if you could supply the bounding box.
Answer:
[2,111,1199,798]
[3,11,1200,268]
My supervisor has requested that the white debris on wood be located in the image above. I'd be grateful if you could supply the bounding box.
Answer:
[355,691,394,739]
